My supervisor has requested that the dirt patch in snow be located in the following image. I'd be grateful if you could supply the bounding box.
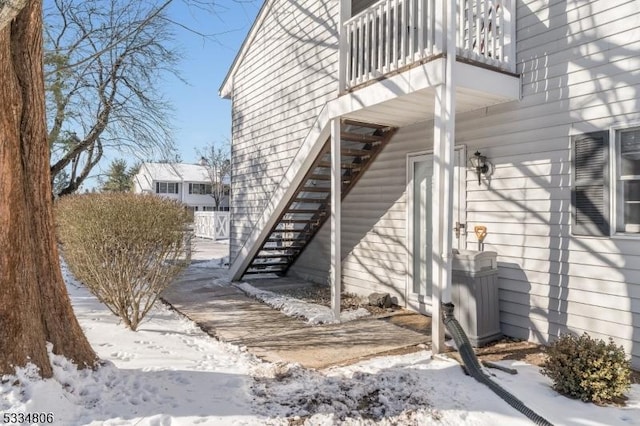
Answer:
[269,283,402,316]
[269,284,640,383]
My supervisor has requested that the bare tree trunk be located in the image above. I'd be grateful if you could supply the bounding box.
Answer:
[0,0,96,377]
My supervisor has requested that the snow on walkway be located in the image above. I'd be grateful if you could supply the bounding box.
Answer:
[1,262,639,425]
[235,281,370,325]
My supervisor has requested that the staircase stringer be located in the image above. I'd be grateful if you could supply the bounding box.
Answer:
[229,107,332,281]
[251,140,332,270]
[280,126,398,275]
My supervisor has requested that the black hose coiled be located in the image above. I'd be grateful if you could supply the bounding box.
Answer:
[441,303,553,426]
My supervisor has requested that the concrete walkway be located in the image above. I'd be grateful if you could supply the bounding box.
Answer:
[163,238,430,369]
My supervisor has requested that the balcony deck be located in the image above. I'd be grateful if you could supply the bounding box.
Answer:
[342,0,516,91]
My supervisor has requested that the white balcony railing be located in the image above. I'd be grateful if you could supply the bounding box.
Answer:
[456,0,514,69]
[342,0,515,89]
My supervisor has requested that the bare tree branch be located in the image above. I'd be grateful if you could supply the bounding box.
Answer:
[44,0,255,197]
[197,140,231,210]
[44,0,174,77]
[46,0,181,196]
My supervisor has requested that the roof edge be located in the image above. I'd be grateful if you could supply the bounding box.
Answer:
[218,0,274,99]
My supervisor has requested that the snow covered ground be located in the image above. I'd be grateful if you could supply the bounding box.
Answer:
[1,262,640,425]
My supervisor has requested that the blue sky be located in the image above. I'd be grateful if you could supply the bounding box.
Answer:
[162,0,261,163]
[45,0,262,189]
[162,1,261,163]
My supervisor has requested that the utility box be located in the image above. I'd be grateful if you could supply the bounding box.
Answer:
[451,249,501,347]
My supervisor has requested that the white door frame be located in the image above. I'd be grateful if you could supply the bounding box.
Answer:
[405,146,466,313]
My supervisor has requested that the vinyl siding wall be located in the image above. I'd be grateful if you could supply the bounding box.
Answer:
[463,0,640,368]
[291,0,640,368]
[229,0,339,262]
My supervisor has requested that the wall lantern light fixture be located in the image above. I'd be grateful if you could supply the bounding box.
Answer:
[470,151,489,185]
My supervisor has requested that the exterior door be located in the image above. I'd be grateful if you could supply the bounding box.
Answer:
[407,148,465,314]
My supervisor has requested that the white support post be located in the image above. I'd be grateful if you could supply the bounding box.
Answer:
[409,0,415,60]
[431,0,457,356]
[434,0,444,53]
[330,118,342,320]
[385,0,391,72]
[417,0,424,57]
[338,0,352,92]
[364,13,370,81]
[475,0,481,55]
[442,0,457,307]
[503,0,516,73]
[377,4,383,72]
[427,0,434,55]
[431,83,446,354]
[400,0,407,65]
[393,0,399,69]
[358,15,365,82]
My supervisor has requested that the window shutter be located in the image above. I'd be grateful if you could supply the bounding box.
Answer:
[572,131,609,236]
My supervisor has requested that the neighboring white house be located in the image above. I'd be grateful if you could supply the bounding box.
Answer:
[132,162,229,211]
[220,0,640,368]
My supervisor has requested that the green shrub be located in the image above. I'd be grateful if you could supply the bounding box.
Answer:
[56,193,191,330]
[541,332,631,404]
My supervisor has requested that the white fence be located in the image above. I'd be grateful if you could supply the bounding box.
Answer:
[193,211,230,240]
[342,0,515,89]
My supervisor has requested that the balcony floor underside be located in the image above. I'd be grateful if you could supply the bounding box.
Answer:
[334,57,520,127]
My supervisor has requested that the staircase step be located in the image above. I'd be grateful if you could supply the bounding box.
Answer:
[261,246,304,252]
[342,119,390,130]
[341,132,384,143]
[278,219,318,224]
[244,269,284,275]
[291,197,327,203]
[267,237,309,242]
[341,148,374,156]
[298,187,330,193]
[271,229,311,236]
[259,246,301,252]
[254,254,293,259]
[316,161,362,169]
[285,209,323,214]
[267,232,309,238]
[250,260,290,266]
[307,174,331,180]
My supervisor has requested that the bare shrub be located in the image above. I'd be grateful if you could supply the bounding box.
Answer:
[56,193,191,330]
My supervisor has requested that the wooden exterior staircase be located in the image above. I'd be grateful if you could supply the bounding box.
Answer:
[241,120,397,277]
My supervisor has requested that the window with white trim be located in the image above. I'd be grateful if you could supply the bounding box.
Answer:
[188,183,212,195]
[156,182,179,194]
[615,127,640,233]
[572,127,640,237]
[572,131,609,236]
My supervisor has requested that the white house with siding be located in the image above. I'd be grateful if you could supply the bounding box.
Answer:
[220,0,640,368]
[132,162,229,211]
